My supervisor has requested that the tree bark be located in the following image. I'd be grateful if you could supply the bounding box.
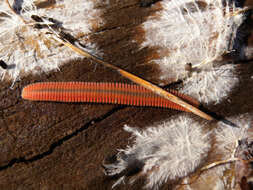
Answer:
[0,0,252,190]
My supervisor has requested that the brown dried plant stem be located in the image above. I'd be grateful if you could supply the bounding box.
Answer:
[54,37,213,121]
[201,157,239,171]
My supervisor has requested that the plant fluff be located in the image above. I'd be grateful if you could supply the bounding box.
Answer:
[103,115,211,189]
[142,0,246,104]
[0,0,102,82]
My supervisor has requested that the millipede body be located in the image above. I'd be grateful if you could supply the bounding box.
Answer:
[22,82,200,112]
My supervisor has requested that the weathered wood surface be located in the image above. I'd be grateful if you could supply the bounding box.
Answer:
[0,0,253,189]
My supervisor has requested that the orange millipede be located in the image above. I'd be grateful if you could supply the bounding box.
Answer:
[55,36,213,120]
[22,82,200,112]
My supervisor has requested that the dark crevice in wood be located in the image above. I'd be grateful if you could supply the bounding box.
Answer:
[0,106,125,171]
[140,0,162,7]
[93,25,130,35]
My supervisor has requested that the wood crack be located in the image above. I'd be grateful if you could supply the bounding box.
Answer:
[0,106,125,171]
[140,0,161,7]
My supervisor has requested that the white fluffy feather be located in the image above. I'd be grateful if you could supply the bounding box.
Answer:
[0,0,102,82]
[142,0,244,104]
[105,115,211,189]
[180,63,239,104]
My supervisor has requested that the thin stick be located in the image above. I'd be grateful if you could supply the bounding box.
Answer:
[201,157,239,171]
[53,36,213,121]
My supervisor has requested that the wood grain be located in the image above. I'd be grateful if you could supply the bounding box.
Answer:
[0,0,252,190]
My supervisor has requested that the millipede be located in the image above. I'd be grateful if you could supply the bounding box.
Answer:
[22,82,200,112]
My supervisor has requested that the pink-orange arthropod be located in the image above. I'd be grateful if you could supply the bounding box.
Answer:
[22,82,200,112]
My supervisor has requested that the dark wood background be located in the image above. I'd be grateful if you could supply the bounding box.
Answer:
[0,0,252,189]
